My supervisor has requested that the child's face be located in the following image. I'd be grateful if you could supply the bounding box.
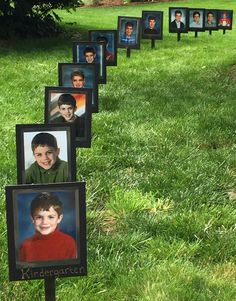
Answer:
[32,206,63,235]
[59,104,76,122]
[72,75,85,88]
[85,52,95,63]
[33,146,59,170]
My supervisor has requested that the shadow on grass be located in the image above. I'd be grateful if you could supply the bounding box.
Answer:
[0,23,91,54]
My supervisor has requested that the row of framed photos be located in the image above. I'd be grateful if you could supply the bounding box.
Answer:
[169,7,233,33]
[5,33,118,283]
[5,21,132,282]
[112,8,233,50]
[117,13,163,49]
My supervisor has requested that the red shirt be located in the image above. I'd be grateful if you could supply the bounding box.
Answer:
[19,229,77,262]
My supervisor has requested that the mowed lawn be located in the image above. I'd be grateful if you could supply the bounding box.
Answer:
[1,0,236,300]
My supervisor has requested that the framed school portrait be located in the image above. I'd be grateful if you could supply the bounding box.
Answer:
[217,10,233,30]
[142,11,163,40]
[204,9,218,31]
[45,87,92,148]
[117,16,141,49]
[169,7,189,33]
[72,41,106,84]
[188,8,205,32]
[16,124,76,185]
[5,182,87,281]
[58,63,98,113]
[89,30,117,66]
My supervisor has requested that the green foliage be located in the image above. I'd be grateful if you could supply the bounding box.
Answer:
[0,0,82,38]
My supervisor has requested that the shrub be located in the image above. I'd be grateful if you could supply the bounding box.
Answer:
[0,0,83,38]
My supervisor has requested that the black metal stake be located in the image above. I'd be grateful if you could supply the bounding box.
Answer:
[45,277,56,301]
[209,30,212,35]
[126,47,131,58]
[177,32,181,42]
[223,29,226,35]
[195,31,198,38]
[151,38,155,48]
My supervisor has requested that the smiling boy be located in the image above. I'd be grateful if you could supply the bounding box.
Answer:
[83,46,96,63]
[71,70,85,88]
[19,192,76,262]
[25,132,68,184]
[51,93,85,138]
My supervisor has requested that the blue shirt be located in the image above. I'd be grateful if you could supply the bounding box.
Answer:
[120,33,136,45]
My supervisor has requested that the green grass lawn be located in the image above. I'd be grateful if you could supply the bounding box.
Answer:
[1,0,236,300]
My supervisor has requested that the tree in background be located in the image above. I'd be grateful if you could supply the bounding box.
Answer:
[0,0,82,38]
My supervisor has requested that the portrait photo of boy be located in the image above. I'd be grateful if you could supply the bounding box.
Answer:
[16,124,75,185]
[50,94,85,137]
[73,41,106,84]
[58,63,99,113]
[169,7,188,33]
[45,87,92,147]
[117,16,141,49]
[142,11,163,39]
[83,46,97,63]
[71,70,86,88]
[19,191,77,262]
[204,10,218,30]
[188,8,205,31]
[89,30,117,66]
[5,182,87,280]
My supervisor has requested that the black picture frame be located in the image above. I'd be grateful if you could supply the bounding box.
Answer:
[217,10,233,30]
[5,182,87,281]
[204,9,218,31]
[72,41,106,84]
[142,11,163,40]
[89,30,117,66]
[188,8,205,32]
[58,63,99,113]
[44,86,92,148]
[169,7,189,33]
[16,124,76,185]
[117,16,141,49]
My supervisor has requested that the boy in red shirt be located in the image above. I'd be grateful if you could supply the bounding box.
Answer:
[19,192,76,262]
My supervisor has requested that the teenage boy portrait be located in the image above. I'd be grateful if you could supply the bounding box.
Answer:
[189,11,203,28]
[205,11,216,27]
[19,192,77,262]
[144,15,159,34]
[171,9,185,29]
[96,36,114,62]
[51,93,85,138]
[120,21,136,44]
[89,30,117,66]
